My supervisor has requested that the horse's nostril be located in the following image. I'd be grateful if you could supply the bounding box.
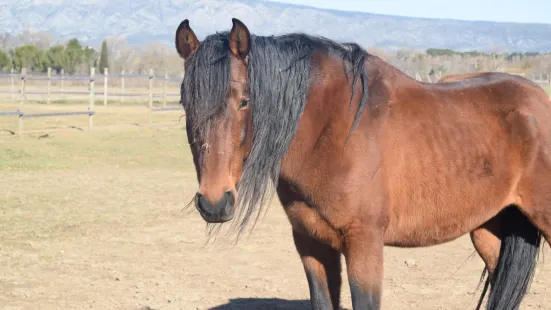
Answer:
[225,191,235,205]
[195,193,211,215]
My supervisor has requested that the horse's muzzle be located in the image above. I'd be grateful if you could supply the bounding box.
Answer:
[195,191,235,223]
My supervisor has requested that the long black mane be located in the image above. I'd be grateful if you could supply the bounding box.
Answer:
[181,30,369,237]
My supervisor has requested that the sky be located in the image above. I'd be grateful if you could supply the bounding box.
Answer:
[269,0,550,24]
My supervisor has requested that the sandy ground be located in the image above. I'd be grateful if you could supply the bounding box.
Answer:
[1,104,551,310]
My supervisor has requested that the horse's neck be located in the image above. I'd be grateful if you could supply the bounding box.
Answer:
[275,53,414,202]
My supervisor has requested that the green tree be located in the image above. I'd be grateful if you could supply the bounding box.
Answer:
[45,45,65,73]
[0,50,10,71]
[63,39,83,74]
[426,48,457,56]
[33,49,48,72]
[98,40,109,73]
[82,46,98,69]
[10,44,45,71]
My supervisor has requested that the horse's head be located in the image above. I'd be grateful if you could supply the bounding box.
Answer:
[176,19,253,223]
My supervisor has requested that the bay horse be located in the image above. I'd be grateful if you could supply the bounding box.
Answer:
[176,18,550,310]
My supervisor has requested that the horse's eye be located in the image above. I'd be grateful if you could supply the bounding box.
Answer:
[238,99,249,109]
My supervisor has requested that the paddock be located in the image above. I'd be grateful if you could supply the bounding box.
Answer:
[0,63,550,310]
[1,103,550,309]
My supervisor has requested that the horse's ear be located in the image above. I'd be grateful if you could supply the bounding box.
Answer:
[229,18,251,63]
[175,19,200,60]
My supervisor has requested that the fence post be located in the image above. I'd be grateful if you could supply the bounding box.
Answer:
[120,69,125,104]
[104,67,108,106]
[89,67,95,131]
[18,68,26,136]
[10,67,14,100]
[163,71,167,107]
[148,69,153,125]
[61,69,64,93]
[47,67,51,104]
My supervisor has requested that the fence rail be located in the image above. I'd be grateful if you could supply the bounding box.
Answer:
[0,111,22,116]
[0,67,185,135]
[151,106,185,112]
[20,111,95,118]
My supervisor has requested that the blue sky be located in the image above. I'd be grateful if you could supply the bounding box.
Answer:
[269,0,550,24]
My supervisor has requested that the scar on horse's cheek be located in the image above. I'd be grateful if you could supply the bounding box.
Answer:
[241,127,246,142]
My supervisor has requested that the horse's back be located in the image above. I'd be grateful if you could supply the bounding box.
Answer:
[438,71,490,82]
[437,71,545,97]
[429,72,549,117]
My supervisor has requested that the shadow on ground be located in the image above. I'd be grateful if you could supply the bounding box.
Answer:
[208,298,310,309]
[207,298,351,310]
[137,299,312,310]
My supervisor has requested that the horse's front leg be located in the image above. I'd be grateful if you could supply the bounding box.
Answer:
[293,230,342,310]
[282,196,344,309]
[343,226,384,310]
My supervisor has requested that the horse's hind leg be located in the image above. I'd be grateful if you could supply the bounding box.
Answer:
[470,212,505,309]
[478,205,541,310]
[470,207,545,309]
[471,214,504,280]
[474,109,546,309]
[520,176,551,247]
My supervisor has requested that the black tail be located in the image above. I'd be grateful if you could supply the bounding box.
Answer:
[476,207,542,310]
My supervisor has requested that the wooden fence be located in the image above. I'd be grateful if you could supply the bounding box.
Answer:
[0,67,184,135]
[1,67,550,136]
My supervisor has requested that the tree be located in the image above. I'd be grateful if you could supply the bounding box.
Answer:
[45,45,65,73]
[82,46,98,73]
[33,49,48,72]
[10,44,44,71]
[98,39,109,73]
[0,50,10,71]
[426,48,457,57]
[63,39,83,74]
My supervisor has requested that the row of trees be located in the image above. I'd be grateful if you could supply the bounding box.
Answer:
[0,29,550,79]
[425,48,543,58]
[369,47,551,79]
[0,38,110,75]
[0,30,183,76]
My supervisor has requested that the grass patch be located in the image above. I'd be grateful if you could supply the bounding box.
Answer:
[1,128,192,172]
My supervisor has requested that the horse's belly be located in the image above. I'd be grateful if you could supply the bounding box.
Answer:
[382,167,515,248]
[384,206,492,248]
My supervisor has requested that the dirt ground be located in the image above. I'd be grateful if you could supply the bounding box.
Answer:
[1,104,551,310]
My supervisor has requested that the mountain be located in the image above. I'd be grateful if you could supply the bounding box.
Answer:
[1,0,551,52]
